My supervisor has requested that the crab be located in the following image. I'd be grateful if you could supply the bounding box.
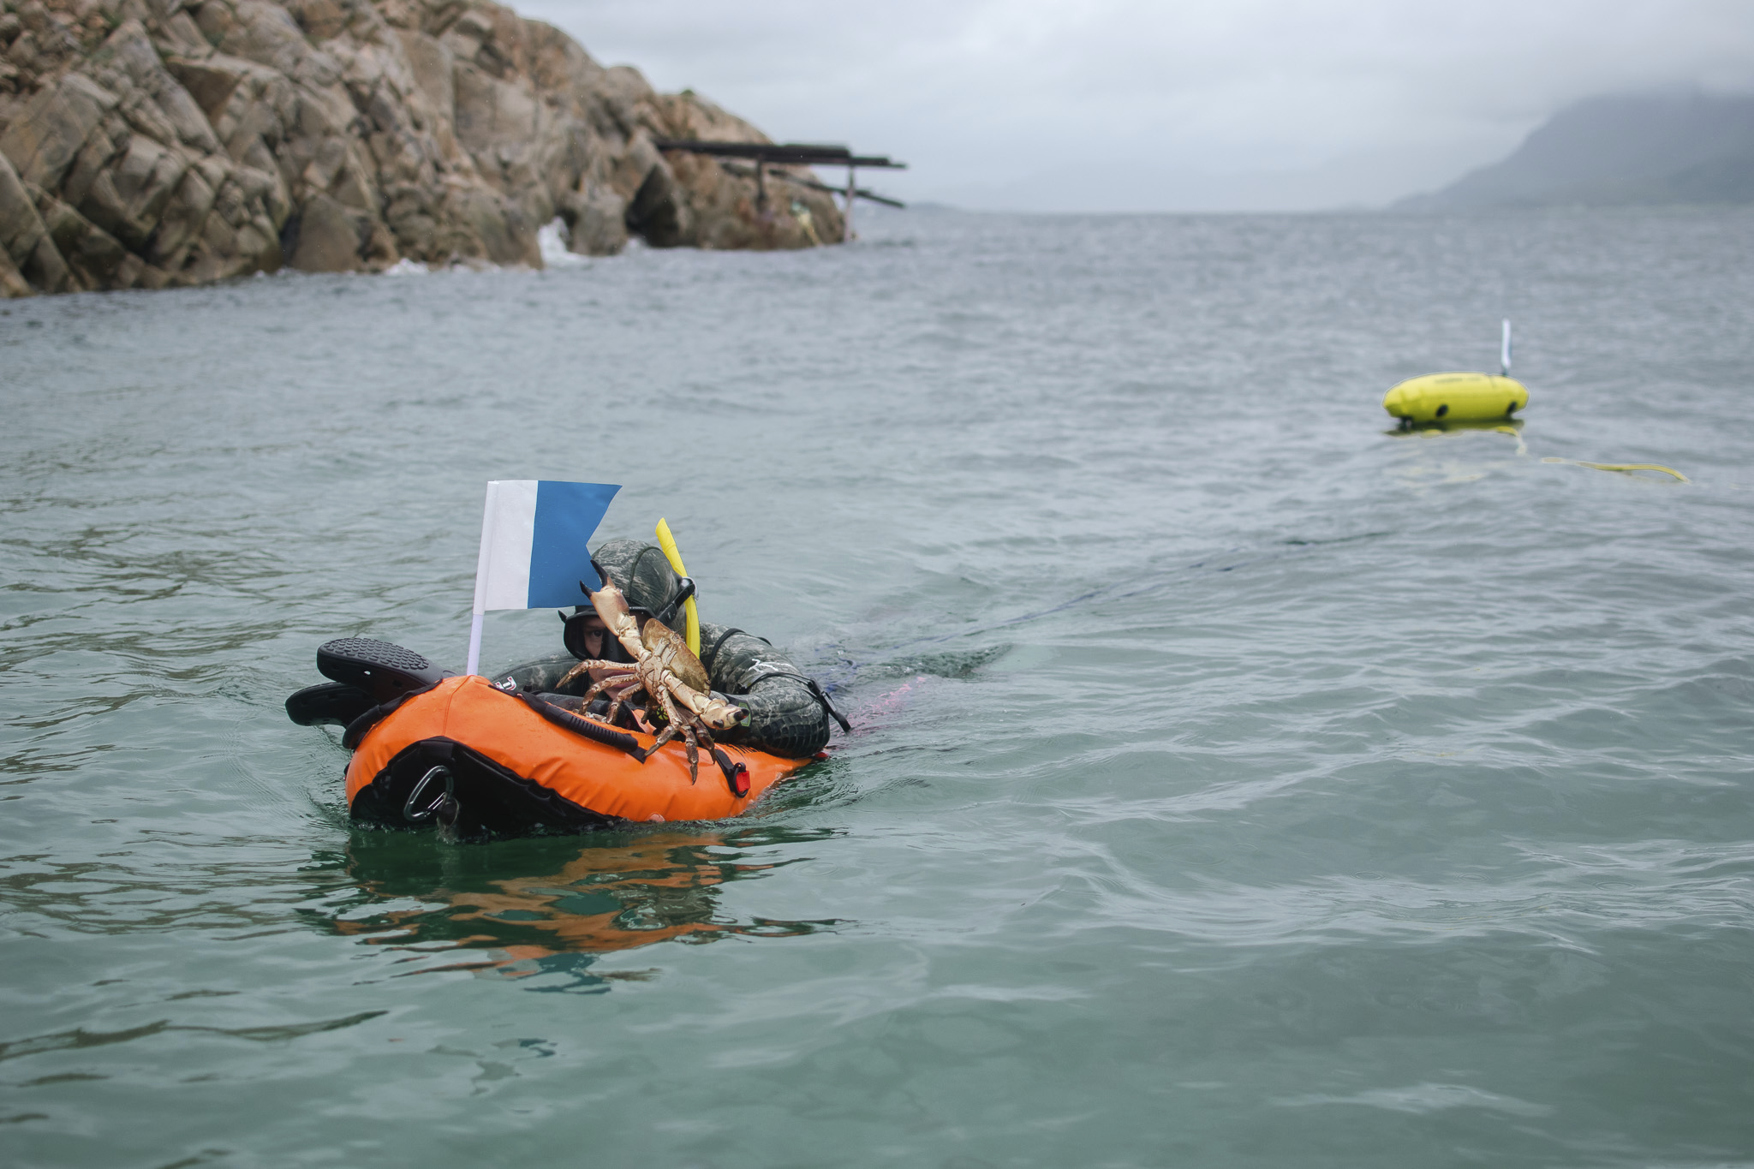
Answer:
[556,568,749,786]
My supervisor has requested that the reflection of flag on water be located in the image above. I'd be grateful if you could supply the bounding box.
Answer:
[467,480,620,674]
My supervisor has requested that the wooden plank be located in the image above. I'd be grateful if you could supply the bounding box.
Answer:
[653,139,906,169]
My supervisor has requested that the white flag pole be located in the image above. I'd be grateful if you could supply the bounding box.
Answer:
[1501,319,1512,377]
[465,482,499,676]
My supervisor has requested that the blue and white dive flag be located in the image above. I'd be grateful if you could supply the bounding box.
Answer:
[466,479,620,675]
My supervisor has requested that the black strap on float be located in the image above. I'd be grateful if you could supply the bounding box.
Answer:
[712,747,750,797]
[743,670,853,734]
[525,686,746,793]
[517,692,647,758]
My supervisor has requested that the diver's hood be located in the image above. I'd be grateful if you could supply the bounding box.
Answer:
[561,537,695,660]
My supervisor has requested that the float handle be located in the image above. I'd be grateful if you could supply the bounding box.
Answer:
[654,518,701,656]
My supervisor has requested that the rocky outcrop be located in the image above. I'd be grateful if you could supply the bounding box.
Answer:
[0,0,843,295]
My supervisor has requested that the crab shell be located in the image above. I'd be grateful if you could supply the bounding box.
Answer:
[640,617,710,693]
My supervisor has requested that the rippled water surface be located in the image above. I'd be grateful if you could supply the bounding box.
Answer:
[3,207,1753,1168]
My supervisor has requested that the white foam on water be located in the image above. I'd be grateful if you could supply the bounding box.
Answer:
[537,217,589,268]
[1276,1083,1553,1117]
[381,257,428,276]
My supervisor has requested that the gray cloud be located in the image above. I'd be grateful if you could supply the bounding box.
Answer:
[518,0,1754,210]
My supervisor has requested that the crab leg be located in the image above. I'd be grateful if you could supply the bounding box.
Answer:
[688,722,746,791]
[660,674,745,732]
[680,723,701,783]
[653,687,699,783]
[647,709,733,788]
[645,721,681,757]
[604,678,645,727]
[557,659,635,691]
[580,671,638,705]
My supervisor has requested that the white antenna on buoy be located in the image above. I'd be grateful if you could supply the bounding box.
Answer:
[1500,319,1512,377]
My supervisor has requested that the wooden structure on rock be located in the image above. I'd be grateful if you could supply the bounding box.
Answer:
[653,140,906,242]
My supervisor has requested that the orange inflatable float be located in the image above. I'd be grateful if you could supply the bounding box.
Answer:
[288,636,819,840]
[345,675,812,836]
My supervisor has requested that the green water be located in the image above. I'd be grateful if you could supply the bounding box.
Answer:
[3,207,1752,1167]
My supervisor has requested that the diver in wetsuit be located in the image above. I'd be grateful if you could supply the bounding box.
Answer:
[550,538,844,755]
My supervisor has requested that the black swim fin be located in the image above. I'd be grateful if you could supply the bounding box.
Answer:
[285,681,375,727]
[315,637,446,704]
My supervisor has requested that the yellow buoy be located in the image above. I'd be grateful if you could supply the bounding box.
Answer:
[1386,320,1528,424]
[1383,372,1528,424]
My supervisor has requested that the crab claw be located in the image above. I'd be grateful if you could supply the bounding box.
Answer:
[578,559,612,599]
[581,570,645,659]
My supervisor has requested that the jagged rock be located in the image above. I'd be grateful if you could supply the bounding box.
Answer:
[282,187,357,268]
[164,55,247,117]
[0,0,844,296]
[558,181,621,254]
[35,184,128,286]
[0,143,68,288]
[0,240,29,294]
[1,70,116,189]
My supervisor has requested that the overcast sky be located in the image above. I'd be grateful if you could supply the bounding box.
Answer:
[517,0,1754,212]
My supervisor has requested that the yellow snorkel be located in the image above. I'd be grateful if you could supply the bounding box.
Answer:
[654,518,701,656]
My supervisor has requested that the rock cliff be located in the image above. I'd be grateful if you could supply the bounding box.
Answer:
[0,0,843,296]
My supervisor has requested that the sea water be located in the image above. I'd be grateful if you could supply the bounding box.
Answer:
[2,206,1752,1168]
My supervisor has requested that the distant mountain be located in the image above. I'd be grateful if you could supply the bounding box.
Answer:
[1398,90,1754,210]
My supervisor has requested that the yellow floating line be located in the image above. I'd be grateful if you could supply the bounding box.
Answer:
[1540,457,1689,482]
